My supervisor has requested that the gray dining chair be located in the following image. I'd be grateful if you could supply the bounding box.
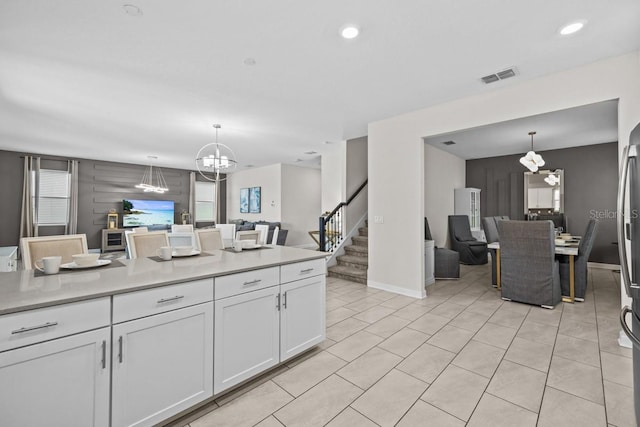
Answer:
[425,217,460,279]
[482,217,500,286]
[559,219,598,300]
[448,215,487,265]
[499,220,561,308]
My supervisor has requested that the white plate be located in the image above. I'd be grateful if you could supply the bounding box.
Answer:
[61,259,112,269]
[172,249,201,257]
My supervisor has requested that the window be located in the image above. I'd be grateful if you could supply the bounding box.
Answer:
[32,169,71,225]
[195,181,216,222]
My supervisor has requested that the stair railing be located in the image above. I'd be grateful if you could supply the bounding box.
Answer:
[318,179,368,252]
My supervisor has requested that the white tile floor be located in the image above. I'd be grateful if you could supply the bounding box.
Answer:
[172,263,635,427]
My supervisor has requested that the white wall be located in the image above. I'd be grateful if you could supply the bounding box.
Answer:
[281,164,321,247]
[345,136,368,233]
[226,164,282,222]
[424,144,465,247]
[368,51,640,299]
[321,141,346,213]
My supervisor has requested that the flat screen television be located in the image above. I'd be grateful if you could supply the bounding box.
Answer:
[123,199,175,228]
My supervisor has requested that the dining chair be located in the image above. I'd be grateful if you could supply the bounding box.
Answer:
[236,230,260,243]
[499,220,561,308]
[254,224,269,245]
[128,231,169,259]
[270,226,280,245]
[482,217,501,285]
[448,215,487,265]
[195,228,224,251]
[167,232,198,250]
[425,217,459,279]
[215,224,236,248]
[559,219,598,300]
[171,224,194,233]
[20,234,89,270]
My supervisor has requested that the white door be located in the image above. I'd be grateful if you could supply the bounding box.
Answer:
[280,275,326,361]
[214,286,280,394]
[0,327,110,427]
[111,302,214,427]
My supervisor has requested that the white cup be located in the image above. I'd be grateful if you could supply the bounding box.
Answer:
[35,256,62,275]
[156,246,172,261]
[233,240,243,252]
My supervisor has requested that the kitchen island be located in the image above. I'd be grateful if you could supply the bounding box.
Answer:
[0,246,327,427]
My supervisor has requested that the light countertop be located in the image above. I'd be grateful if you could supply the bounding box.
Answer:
[0,246,327,315]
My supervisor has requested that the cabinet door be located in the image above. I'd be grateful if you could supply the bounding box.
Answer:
[111,302,213,427]
[280,275,326,361]
[214,286,280,394]
[0,327,110,427]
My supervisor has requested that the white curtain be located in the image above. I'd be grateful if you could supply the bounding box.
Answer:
[189,171,196,224]
[67,159,79,234]
[19,156,39,238]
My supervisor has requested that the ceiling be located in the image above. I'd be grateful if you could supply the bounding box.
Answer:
[0,1,639,172]
[424,99,619,160]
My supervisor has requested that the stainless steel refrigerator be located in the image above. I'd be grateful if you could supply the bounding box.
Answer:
[618,120,640,427]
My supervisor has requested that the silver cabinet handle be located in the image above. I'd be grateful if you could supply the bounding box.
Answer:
[276,294,281,311]
[101,340,106,369]
[11,321,58,335]
[620,306,640,347]
[283,291,288,309]
[617,144,639,298]
[157,295,184,304]
[300,268,314,274]
[118,336,123,363]
[243,279,262,286]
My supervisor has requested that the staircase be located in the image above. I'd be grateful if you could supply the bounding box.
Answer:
[328,222,368,284]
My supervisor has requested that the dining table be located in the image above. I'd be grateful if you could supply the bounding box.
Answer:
[487,240,579,303]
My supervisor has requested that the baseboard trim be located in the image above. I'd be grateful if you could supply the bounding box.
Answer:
[588,262,620,271]
[619,330,632,348]
[367,280,426,299]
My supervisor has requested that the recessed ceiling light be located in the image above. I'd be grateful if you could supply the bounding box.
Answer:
[340,25,359,39]
[123,4,143,17]
[559,20,586,36]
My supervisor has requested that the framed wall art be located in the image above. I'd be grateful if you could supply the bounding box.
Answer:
[249,186,261,213]
[240,188,249,213]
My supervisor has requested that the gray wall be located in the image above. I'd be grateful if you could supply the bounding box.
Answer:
[0,150,226,250]
[466,142,619,264]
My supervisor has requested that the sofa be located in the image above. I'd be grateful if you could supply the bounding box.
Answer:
[228,219,287,245]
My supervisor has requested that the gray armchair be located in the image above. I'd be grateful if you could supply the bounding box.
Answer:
[482,216,510,286]
[425,217,460,279]
[499,220,561,308]
[448,215,487,265]
[559,219,598,300]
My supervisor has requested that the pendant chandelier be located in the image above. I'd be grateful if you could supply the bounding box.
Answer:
[544,173,560,186]
[135,155,169,193]
[519,131,545,172]
[195,124,238,182]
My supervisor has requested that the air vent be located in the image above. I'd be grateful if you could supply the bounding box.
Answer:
[480,67,518,84]
[442,140,456,146]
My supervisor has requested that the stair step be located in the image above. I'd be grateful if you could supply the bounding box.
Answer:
[336,254,368,270]
[351,236,368,247]
[344,244,368,257]
[328,265,367,285]
[358,227,368,237]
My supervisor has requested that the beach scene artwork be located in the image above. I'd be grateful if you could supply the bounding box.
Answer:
[123,199,175,227]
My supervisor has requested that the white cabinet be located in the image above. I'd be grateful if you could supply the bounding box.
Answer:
[111,281,214,427]
[454,188,481,230]
[424,240,435,286]
[214,286,280,394]
[0,327,111,427]
[214,262,326,394]
[280,274,326,361]
[527,187,554,209]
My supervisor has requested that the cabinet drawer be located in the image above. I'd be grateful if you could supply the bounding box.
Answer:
[113,279,213,324]
[0,297,110,353]
[215,267,279,300]
[281,259,326,284]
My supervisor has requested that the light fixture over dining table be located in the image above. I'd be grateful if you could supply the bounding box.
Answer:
[135,155,169,193]
[519,131,545,172]
[195,124,237,181]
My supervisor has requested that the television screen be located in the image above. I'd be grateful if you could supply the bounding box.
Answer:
[123,199,175,228]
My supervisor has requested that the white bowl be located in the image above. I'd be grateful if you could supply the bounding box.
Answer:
[240,240,256,249]
[173,246,193,256]
[72,253,100,267]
